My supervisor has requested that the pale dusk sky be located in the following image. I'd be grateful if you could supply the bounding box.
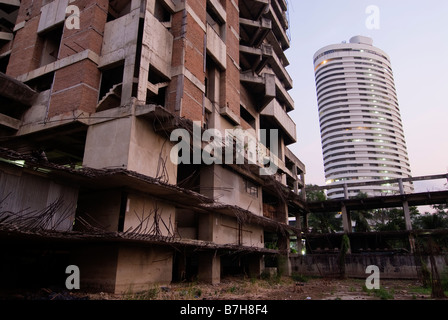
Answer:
[285,0,448,193]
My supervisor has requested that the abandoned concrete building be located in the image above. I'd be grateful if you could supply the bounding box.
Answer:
[0,0,308,293]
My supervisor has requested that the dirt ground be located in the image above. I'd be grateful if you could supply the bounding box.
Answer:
[3,276,445,300]
[83,276,443,300]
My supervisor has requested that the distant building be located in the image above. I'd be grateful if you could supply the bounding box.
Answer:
[313,35,413,199]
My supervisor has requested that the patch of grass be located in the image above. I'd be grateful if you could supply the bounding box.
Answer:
[409,266,448,298]
[179,284,203,299]
[410,286,431,296]
[441,267,448,292]
[226,283,249,295]
[362,285,394,300]
[260,270,274,280]
[291,273,310,283]
[375,288,394,300]
[123,285,160,300]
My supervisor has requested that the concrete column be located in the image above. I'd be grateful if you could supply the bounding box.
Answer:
[198,251,220,284]
[303,213,309,232]
[247,255,264,278]
[300,173,306,201]
[341,204,352,233]
[399,179,414,252]
[403,200,412,231]
[292,165,299,194]
[295,213,302,230]
[402,200,415,253]
[343,183,349,199]
[277,233,291,276]
[399,179,413,231]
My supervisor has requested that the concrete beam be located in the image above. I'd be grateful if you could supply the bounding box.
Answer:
[0,31,13,41]
[0,73,38,107]
[16,50,100,83]
[260,99,296,143]
[307,190,448,213]
[0,113,20,130]
[0,0,20,7]
[307,173,448,192]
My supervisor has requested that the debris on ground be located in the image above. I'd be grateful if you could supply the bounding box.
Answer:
[0,276,442,300]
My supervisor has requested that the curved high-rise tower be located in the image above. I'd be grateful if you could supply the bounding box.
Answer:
[313,36,413,199]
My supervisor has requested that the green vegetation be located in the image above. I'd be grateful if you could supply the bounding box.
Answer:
[291,273,310,283]
[123,285,160,300]
[362,285,395,300]
[305,185,342,233]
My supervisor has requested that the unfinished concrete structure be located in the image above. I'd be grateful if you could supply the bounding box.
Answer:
[0,0,307,293]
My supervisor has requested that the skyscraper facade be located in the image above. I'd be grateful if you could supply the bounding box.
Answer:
[313,35,413,199]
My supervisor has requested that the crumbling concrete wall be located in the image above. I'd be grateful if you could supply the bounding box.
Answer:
[0,162,78,231]
[71,244,119,293]
[114,244,173,294]
[83,114,177,183]
[200,165,262,216]
[124,194,176,237]
[291,253,448,279]
[76,189,122,232]
[212,214,264,248]
[198,165,264,249]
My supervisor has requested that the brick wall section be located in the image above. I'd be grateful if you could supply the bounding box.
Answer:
[6,0,43,77]
[182,78,204,121]
[58,0,107,58]
[48,0,107,117]
[167,0,206,123]
[167,0,243,125]
[221,0,240,118]
[6,0,107,117]
[165,10,184,115]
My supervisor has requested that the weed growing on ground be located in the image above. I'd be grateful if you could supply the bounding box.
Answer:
[291,273,310,283]
[362,285,394,300]
[123,285,160,300]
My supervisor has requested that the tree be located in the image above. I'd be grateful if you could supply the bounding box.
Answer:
[304,184,326,202]
[350,192,373,232]
[305,184,342,233]
[413,204,448,230]
[373,206,420,231]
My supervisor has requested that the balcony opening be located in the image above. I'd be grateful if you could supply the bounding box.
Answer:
[146,65,169,106]
[154,0,172,25]
[206,1,225,40]
[0,54,10,73]
[39,24,63,67]
[97,62,124,111]
[262,190,286,223]
[177,162,201,192]
[260,116,283,159]
[107,0,131,22]
[24,71,54,92]
[240,105,256,130]
[205,56,221,104]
